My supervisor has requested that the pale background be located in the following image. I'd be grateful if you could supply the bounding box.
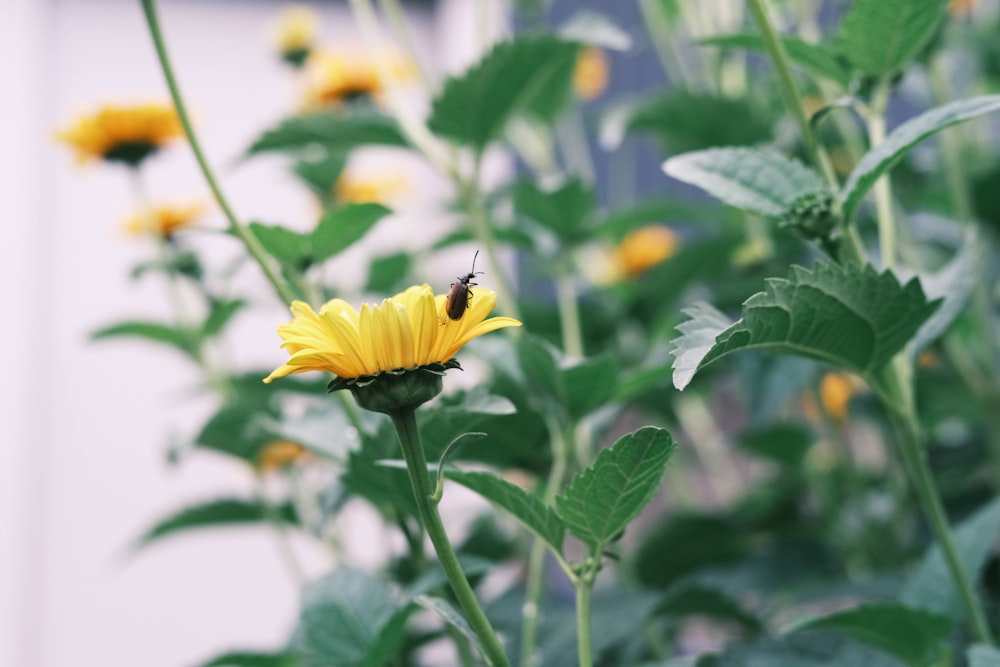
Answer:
[0,1,505,665]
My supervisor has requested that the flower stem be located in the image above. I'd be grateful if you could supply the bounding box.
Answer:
[575,572,595,667]
[388,409,511,667]
[139,0,297,306]
[554,262,584,360]
[746,0,836,189]
[865,80,896,270]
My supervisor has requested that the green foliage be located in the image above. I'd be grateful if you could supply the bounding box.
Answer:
[563,355,618,421]
[671,262,940,390]
[197,651,300,667]
[247,111,408,156]
[662,147,828,219]
[738,423,814,468]
[558,11,631,51]
[92,320,199,359]
[365,252,412,293]
[203,298,246,337]
[835,0,948,77]
[427,35,579,150]
[556,427,675,551]
[841,96,1000,222]
[136,498,298,548]
[700,33,849,87]
[514,178,596,245]
[412,595,485,660]
[786,603,951,667]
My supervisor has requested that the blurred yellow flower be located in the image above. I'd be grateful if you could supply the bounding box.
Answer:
[616,225,679,277]
[56,103,184,167]
[573,47,609,101]
[264,285,521,384]
[125,202,205,239]
[820,372,862,422]
[302,49,412,108]
[257,440,311,473]
[334,169,407,205]
[949,0,977,17]
[272,5,319,66]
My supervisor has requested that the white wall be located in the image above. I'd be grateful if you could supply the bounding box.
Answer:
[0,1,504,665]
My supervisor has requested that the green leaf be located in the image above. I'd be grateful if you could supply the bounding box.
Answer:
[249,222,311,268]
[835,0,947,77]
[699,632,906,667]
[203,298,246,337]
[293,152,346,196]
[514,178,595,243]
[136,498,298,547]
[365,252,412,293]
[196,404,281,462]
[91,320,198,359]
[247,111,408,155]
[595,198,728,239]
[840,95,1000,222]
[901,497,1000,619]
[563,355,618,420]
[412,595,486,661]
[427,35,579,149]
[517,334,567,408]
[662,147,828,219]
[671,262,940,390]
[968,645,1000,667]
[556,427,675,550]
[700,33,849,87]
[197,651,299,667]
[786,603,951,667]
[309,203,391,263]
[299,567,409,667]
[738,423,815,468]
[658,584,764,635]
[558,11,632,51]
[445,470,565,556]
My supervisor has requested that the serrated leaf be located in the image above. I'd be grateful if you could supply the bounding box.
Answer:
[901,497,1000,619]
[203,298,246,337]
[663,147,827,219]
[299,567,408,667]
[786,603,951,667]
[514,178,595,243]
[427,35,579,149]
[701,33,849,87]
[249,222,311,268]
[310,203,391,263]
[556,427,675,550]
[197,650,300,667]
[558,11,632,51]
[670,302,737,390]
[412,595,486,661]
[671,262,940,390]
[91,320,198,358]
[136,498,298,548]
[841,96,1000,223]
[968,645,1000,667]
[247,111,408,155]
[835,0,948,77]
[446,470,565,556]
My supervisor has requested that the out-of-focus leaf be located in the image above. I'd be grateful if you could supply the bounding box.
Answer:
[365,252,412,293]
[203,298,246,337]
[697,631,905,666]
[310,203,391,263]
[701,33,849,87]
[563,355,617,420]
[412,595,485,661]
[835,0,948,77]
[197,650,300,667]
[558,11,632,51]
[738,423,815,468]
[92,321,198,359]
[136,498,298,548]
[247,111,408,155]
[624,92,772,153]
[514,178,595,244]
[249,223,311,269]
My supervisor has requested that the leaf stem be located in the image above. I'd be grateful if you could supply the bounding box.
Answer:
[747,0,836,188]
[575,571,595,667]
[865,80,896,270]
[139,0,298,306]
[554,261,584,360]
[389,409,512,667]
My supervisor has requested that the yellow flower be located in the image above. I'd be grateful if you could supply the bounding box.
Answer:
[820,372,861,422]
[56,103,184,167]
[301,49,412,109]
[272,5,319,66]
[616,225,679,277]
[334,169,407,205]
[573,47,609,101]
[265,285,521,385]
[257,440,311,473]
[125,202,205,239]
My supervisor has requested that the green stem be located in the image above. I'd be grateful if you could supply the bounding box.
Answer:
[462,169,522,322]
[139,0,297,306]
[389,409,512,667]
[889,410,996,645]
[638,0,692,88]
[376,0,434,93]
[575,572,595,667]
[866,80,896,270]
[747,0,837,188]
[554,263,584,360]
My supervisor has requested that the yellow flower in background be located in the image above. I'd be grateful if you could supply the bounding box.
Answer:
[301,49,412,109]
[264,285,521,385]
[56,103,184,167]
[573,47,609,101]
[257,440,311,473]
[125,202,205,239]
[272,5,319,67]
[334,169,407,205]
[616,225,679,277]
[820,372,862,422]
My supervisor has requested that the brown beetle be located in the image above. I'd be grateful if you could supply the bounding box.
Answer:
[445,251,484,320]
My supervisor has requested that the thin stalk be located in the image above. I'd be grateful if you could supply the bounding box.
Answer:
[554,262,584,360]
[376,0,434,93]
[747,0,837,188]
[575,572,595,667]
[139,0,297,306]
[462,169,522,322]
[866,80,896,270]
[389,409,512,667]
[638,0,692,88]
[555,109,596,185]
[255,476,306,585]
[519,415,571,667]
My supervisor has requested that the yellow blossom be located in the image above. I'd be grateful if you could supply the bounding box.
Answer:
[257,440,311,473]
[272,5,319,63]
[125,202,205,239]
[820,372,861,422]
[573,47,609,101]
[264,285,521,384]
[56,103,184,166]
[301,49,412,109]
[616,225,679,277]
[334,169,407,205]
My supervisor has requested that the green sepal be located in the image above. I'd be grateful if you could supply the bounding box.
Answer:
[327,360,462,414]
